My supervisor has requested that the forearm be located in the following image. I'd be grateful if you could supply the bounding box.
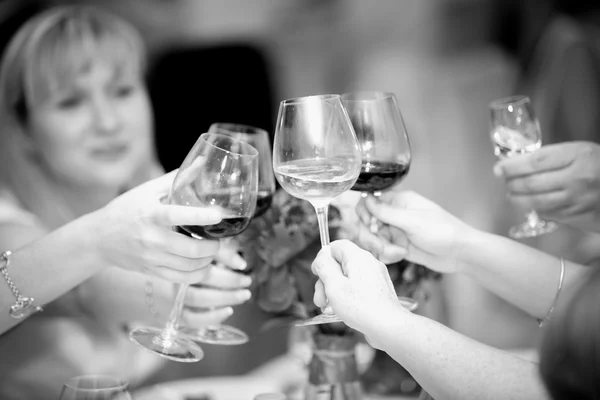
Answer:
[459,231,587,319]
[0,212,104,334]
[369,308,550,400]
[78,267,172,327]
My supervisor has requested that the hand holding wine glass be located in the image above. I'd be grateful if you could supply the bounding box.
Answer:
[129,133,258,361]
[273,94,362,326]
[489,95,558,239]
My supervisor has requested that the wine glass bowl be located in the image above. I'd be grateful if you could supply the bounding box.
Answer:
[129,133,258,360]
[208,123,276,218]
[171,133,259,237]
[59,375,132,400]
[341,91,411,197]
[489,95,557,239]
[273,94,361,326]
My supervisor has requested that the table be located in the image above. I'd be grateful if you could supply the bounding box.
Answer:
[133,354,415,400]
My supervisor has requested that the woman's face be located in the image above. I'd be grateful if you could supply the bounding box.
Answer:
[25,60,153,190]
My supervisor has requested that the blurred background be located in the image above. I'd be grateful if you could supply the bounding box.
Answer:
[1,0,599,389]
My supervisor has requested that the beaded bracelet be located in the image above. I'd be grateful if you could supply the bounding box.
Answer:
[144,279,161,322]
[0,251,43,319]
[538,257,565,328]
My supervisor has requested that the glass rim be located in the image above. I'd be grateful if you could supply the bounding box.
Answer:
[280,93,340,105]
[199,132,259,158]
[340,91,397,102]
[209,122,269,137]
[489,95,530,109]
[63,374,129,392]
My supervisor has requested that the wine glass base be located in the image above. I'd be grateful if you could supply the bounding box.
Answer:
[295,311,343,327]
[129,327,204,363]
[181,325,249,346]
[509,220,558,239]
[296,299,419,327]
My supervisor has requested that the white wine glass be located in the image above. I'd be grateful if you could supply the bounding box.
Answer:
[273,94,362,326]
[59,375,132,400]
[342,91,418,312]
[489,95,558,239]
[129,133,258,361]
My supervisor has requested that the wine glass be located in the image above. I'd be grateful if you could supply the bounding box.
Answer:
[273,94,362,326]
[59,375,132,400]
[341,91,418,312]
[178,123,276,346]
[208,123,276,218]
[129,133,258,361]
[489,95,558,239]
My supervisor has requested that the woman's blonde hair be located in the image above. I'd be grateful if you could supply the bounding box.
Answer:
[0,5,161,229]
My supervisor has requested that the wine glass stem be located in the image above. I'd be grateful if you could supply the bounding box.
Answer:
[369,192,382,233]
[526,210,541,227]
[314,204,330,247]
[313,203,336,315]
[164,283,189,339]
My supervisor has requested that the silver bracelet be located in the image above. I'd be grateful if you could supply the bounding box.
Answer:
[538,257,565,328]
[0,251,43,319]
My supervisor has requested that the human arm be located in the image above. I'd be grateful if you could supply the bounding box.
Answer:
[353,191,588,320]
[494,141,600,233]
[0,171,224,335]
[312,240,551,400]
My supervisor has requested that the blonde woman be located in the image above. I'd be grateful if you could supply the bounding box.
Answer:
[0,6,251,399]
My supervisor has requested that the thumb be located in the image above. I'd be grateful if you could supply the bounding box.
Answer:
[312,246,345,287]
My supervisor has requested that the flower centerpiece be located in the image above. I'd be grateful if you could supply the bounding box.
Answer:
[236,189,440,399]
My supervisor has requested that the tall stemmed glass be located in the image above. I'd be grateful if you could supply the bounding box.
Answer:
[179,123,275,346]
[489,95,558,239]
[273,94,362,326]
[129,133,258,361]
[209,123,276,218]
[341,91,418,312]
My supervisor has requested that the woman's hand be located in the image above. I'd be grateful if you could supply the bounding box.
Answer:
[495,141,600,232]
[94,171,223,284]
[312,240,406,344]
[352,190,477,274]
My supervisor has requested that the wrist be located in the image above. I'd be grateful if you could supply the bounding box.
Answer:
[361,300,415,350]
[455,226,497,277]
[76,209,111,270]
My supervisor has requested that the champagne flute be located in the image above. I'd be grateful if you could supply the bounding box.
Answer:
[208,123,276,218]
[129,133,258,361]
[342,91,418,312]
[273,94,362,326]
[489,95,558,239]
[59,375,132,400]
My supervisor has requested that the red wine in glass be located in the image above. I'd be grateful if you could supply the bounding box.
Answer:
[352,161,410,193]
[180,216,252,239]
